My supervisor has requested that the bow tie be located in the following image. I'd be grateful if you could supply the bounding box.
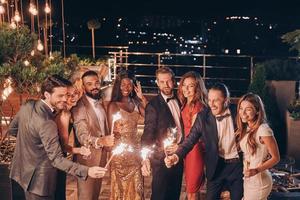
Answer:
[166,96,176,102]
[216,113,231,122]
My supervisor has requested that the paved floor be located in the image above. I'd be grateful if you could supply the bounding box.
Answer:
[65,170,207,200]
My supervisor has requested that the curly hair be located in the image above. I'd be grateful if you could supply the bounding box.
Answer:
[110,70,137,102]
[236,93,267,155]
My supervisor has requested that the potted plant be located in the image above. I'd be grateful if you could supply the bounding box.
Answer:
[286,99,300,168]
[287,99,300,120]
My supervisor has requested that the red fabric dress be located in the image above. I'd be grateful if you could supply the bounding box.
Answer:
[182,101,205,193]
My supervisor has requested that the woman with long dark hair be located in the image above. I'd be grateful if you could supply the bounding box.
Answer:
[236,93,280,200]
[107,71,147,200]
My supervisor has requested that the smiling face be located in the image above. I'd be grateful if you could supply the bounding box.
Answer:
[120,78,133,97]
[44,87,68,111]
[208,89,228,116]
[239,100,257,125]
[82,75,101,99]
[182,77,196,100]
[156,72,174,96]
[66,86,80,109]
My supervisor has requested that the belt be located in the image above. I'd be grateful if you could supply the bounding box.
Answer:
[222,157,240,164]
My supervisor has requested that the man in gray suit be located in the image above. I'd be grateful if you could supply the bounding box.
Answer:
[72,70,114,200]
[8,75,107,200]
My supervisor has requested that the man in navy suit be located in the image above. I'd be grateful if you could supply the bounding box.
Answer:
[141,67,184,200]
[165,83,243,200]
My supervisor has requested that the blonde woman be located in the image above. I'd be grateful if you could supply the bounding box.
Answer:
[236,93,280,200]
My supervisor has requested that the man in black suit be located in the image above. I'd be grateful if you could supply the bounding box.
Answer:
[165,83,243,200]
[141,67,184,200]
[8,75,107,200]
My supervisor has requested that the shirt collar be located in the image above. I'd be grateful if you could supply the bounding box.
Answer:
[86,94,100,105]
[161,92,174,103]
[215,108,231,118]
[41,99,55,113]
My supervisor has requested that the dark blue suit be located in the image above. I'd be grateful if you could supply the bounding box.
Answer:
[176,105,243,200]
[142,93,184,200]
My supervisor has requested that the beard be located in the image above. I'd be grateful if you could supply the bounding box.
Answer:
[86,89,101,100]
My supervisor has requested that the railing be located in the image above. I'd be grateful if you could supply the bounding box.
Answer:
[109,51,254,97]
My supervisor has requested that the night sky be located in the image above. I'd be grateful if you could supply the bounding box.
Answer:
[62,0,300,21]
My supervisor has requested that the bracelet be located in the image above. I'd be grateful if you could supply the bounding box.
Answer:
[95,137,103,149]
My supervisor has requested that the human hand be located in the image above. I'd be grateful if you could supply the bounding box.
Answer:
[79,146,91,156]
[134,81,144,100]
[244,168,259,178]
[88,166,107,178]
[164,154,179,168]
[164,144,178,155]
[99,135,115,147]
[141,158,151,176]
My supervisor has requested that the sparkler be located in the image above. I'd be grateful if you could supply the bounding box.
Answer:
[163,127,178,156]
[105,143,133,169]
[110,111,122,135]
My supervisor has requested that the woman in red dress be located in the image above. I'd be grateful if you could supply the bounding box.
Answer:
[178,71,207,200]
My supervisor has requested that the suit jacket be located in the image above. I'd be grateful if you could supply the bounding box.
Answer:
[71,95,108,167]
[141,93,184,163]
[176,104,238,181]
[8,100,88,196]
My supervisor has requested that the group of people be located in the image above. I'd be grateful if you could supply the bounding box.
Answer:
[7,66,280,200]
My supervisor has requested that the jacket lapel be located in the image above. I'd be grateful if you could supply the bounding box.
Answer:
[207,109,219,145]
[81,96,102,135]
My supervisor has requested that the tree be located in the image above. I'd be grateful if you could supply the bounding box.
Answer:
[87,19,101,59]
[0,23,36,64]
[282,29,300,56]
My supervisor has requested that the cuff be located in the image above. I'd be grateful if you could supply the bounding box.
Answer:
[95,137,103,149]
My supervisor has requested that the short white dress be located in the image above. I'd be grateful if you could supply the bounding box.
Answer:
[240,123,273,200]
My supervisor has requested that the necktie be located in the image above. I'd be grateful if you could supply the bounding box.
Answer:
[166,96,176,103]
[216,113,231,122]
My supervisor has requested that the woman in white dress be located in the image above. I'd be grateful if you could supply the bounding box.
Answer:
[236,93,280,200]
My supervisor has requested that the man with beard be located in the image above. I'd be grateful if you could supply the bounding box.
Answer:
[141,67,184,200]
[72,70,114,200]
[8,75,107,200]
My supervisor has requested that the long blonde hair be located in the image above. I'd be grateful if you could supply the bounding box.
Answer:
[236,93,267,155]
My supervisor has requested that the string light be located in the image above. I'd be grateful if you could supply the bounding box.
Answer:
[37,39,44,51]
[44,3,50,13]
[10,21,17,29]
[0,5,5,14]
[14,10,21,22]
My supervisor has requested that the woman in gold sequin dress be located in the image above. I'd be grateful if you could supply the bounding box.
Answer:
[107,71,148,200]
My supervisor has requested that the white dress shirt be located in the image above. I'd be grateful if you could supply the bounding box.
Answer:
[161,93,182,143]
[216,109,239,159]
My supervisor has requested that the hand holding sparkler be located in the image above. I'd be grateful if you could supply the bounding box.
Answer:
[110,112,122,135]
[104,143,133,169]
[163,127,178,156]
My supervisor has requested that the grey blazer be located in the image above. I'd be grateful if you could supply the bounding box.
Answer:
[8,100,88,196]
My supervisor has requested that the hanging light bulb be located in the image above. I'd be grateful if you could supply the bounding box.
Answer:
[49,51,54,60]
[29,4,38,15]
[32,8,38,15]
[0,5,5,14]
[10,21,17,29]
[31,50,35,56]
[44,3,51,14]
[37,40,44,51]
[14,10,21,22]
[24,60,30,66]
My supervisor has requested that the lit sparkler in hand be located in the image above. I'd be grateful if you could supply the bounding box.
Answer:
[105,143,133,169]
[163,127,178,156]
[110,112,122,135]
